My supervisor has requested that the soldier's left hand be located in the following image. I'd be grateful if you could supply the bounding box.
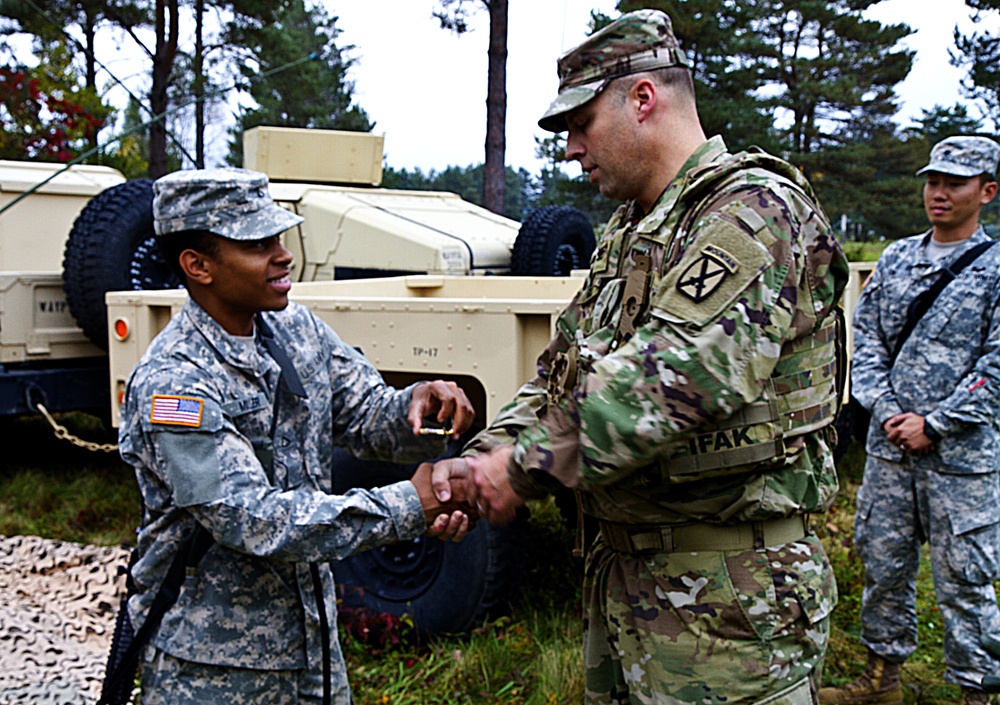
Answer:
[408,380,475,439]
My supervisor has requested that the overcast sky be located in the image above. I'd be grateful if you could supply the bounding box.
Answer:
[326,0,997,174]
[28,1,998,174]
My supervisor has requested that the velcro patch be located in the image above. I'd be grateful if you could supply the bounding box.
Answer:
[150,395,204,427]
[676,245,739,303]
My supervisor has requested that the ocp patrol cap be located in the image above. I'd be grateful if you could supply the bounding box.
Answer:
[153,167,304,241]
[538,9,690,133]
[916,135,1000,178]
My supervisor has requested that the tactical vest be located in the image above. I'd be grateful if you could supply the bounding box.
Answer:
[550,149,844,483]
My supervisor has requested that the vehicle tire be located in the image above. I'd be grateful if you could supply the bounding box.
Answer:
[331,448,523,638]
[512,205,596,276]
[63,179,179,349]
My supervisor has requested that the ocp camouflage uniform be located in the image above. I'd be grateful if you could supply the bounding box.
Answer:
[851,225,1000,688]
[119,298,445,704]
[466,135,849,704]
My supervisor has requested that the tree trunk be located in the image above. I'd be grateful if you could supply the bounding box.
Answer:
[149,0,178,178]
[482,0,507,215]
[83,8,98,153]
[195,0,205,168]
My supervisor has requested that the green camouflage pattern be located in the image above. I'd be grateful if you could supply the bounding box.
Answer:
[465,136,848,703]
[583,534,835,704]
[539,9,689,133]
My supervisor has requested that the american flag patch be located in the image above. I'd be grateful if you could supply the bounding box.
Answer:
[150,395,204,427]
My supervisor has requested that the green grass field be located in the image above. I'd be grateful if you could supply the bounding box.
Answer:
[0,411,965,704]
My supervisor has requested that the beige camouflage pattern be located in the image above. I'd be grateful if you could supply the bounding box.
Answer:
[466,136,848,703]
[916,135,1000,178]
[539,9,689,133]
[153,168,304,241]
[0,535,130,705]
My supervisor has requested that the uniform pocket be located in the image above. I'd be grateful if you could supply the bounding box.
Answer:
[944,473,1000,584]
[725,535,836,644]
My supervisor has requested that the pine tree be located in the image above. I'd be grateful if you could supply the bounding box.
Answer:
[224,0,372,166]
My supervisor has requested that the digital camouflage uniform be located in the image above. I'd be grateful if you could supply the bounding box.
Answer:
[467,129,848,702]
[118,169,447,705]
[851,143,1000,687]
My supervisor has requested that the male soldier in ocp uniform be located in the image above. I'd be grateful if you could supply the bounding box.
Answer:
[430,9,849,705]
[821,136,1000,705]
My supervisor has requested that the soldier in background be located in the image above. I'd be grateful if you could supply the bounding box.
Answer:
[433,9,849,704]
[119,168,474,705]
[821,136,1000,705]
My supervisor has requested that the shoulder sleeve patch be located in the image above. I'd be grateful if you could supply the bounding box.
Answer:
[654,215,774,328]
[150,395,204,427]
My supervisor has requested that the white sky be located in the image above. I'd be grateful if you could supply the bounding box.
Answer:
[17,0,999,173]
[327,0,997,174]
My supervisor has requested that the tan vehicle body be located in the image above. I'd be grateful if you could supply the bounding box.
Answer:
[0,161,124,364]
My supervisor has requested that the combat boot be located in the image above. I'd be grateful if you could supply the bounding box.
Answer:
[817,649,903,705]
[963,687,995,705]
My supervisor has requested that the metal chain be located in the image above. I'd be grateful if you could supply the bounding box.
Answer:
[35,402,118,453]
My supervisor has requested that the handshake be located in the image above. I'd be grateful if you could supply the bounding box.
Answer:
[408,446,524,542]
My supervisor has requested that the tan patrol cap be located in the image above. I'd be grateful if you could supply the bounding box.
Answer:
[538,9,690,133]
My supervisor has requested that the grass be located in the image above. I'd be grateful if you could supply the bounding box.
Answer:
[842,240,889,262]
[0,411,970,704]
[0,412,139,546]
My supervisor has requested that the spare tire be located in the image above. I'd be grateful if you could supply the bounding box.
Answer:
[330,448,522,638]
[63,179,180,349]
[512,205,596,276]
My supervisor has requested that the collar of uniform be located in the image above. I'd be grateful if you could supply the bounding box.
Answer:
[917,224,991,270]
[635,135,729,235]
[181,298,272,377]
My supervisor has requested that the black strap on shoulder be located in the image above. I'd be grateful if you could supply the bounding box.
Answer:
[257,314,307,398]
[258,314,330,705]
[890,240,995,363]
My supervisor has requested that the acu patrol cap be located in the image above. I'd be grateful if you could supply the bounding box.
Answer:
[538,9,690,133]
[916,135,1000,178]
[153,167,304,241]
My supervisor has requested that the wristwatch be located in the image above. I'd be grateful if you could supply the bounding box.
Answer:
[923,420,942,443]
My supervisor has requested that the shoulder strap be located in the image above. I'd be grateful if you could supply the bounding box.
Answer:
[890,240,995,363]
[98,526,214,705]
[257,314,307,398]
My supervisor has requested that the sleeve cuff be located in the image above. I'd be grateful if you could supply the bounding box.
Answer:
[507,447,560,500]
[872,395,904,427]
[923,413,950,438]
[375,481,427,541]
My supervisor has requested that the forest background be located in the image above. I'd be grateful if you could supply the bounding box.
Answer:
[4,0,1000,240]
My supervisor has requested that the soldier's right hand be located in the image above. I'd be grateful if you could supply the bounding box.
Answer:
[410,461,477,542]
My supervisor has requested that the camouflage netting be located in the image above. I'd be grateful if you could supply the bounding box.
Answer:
[0,535,129,705]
